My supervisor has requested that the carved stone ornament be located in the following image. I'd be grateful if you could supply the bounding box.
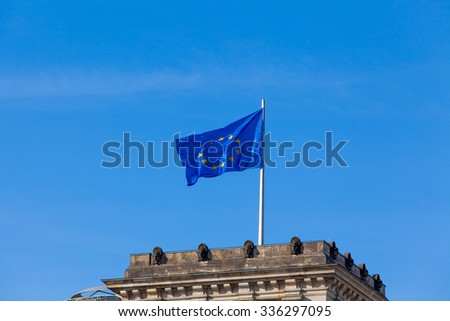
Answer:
[290,236,302,255]
[329,241,339,260]
[197,243,210,262]
[358,263,369,281]
[152,246,165,265]
[373,274,383,292]
[344,252,354,270]
[243,240,255,258]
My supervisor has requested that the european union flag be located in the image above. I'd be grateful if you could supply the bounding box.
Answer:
[176,109,263,186]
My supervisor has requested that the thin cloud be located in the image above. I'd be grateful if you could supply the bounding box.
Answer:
[0,66,362,100]
[0,69,203,99]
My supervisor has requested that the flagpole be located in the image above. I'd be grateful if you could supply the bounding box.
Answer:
[258,98,265,246]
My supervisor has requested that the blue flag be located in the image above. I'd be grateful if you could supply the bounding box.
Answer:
[176,109,263,186]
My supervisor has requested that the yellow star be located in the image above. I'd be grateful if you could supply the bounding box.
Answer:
[218,137,224,141]
[228,156,234,162]
[235,149,241,155]
[202,159,207,164]
[212,165,218,169]
[235,138,241,143]
[228,134,233,140]
[221,162,225,167]
[198,152,203,158]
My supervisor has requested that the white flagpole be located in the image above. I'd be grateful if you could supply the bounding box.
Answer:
[258,98,265,246]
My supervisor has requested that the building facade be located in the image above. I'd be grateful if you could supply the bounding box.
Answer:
[103,238,386,301]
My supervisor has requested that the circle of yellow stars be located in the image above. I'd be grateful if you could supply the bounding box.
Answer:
[196,135,241,170]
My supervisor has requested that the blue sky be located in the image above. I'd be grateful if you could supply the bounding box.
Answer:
[0,1,449,300]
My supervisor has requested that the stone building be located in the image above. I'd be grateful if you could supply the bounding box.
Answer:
[103,238,386,301]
